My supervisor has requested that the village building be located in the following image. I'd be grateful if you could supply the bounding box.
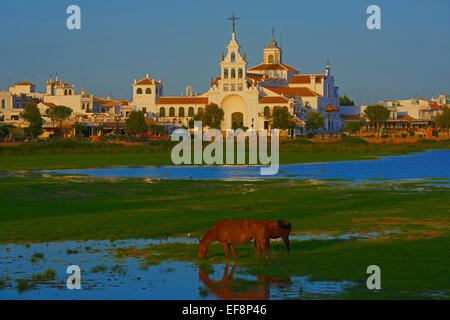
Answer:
[129,16,343,132]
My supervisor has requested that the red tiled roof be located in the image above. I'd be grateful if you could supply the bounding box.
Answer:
[94,97,127,107]
[15,80,36,86]
[135,78,162,86]
[325,104,339,112]
[259,96,290,104]
[156,97,208,105]
[429,103,441,110]
[399,115,415,120]
[262,86,322,97]
[40,102,57,108]
[248,63,299,72]
[289,74,324,84]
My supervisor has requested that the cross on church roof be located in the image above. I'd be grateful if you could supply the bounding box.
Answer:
[227,13,239,33]
[272,26,275,40]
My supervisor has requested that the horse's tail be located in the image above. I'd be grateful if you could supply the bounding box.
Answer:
[277,220,292,230]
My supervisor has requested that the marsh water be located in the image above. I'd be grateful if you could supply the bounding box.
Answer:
[0,234,370,300]
[42,149,450,182]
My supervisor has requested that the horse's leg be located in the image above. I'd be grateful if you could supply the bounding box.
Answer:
[221,242,229,261]
[255,240,261,260]
[261,235,269,260]
[229,244,237,260]
[282,235,290,252]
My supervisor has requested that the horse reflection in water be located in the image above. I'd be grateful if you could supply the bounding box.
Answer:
[198,264,290,300]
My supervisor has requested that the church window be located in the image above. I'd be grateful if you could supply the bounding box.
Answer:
[264,106,270,118]
[159,107,165,117]
[1,100,5,108]
[137,88,143,94]
[231,52,235,62]
[82,103,85,110]
[198,107,204,115]
[188,107,194,117]
[224,69,228,79]
[231,84,236,91]
[268,54,274,63]
[238,68,243,78]
[69,89,72,95]
[142,108,147,113]
[146,88,151,94]
[224,84,229,91]
[231,69,236,79]
[237,84,243,91]
[169,107,175,117]
[179,107,185,117]
[64,89,68,95]
[86,103,90,111]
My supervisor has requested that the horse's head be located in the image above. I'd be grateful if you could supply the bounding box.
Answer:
[198,239,208,259]
[277,220,292,231]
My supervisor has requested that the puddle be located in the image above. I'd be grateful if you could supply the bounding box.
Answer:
[0,236,362,299]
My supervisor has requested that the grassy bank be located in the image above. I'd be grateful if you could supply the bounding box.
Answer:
[0,137,448,170]
[0,176,448,242]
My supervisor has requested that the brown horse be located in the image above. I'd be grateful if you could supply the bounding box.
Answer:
[263,220,292,252]
[198,219,269,260]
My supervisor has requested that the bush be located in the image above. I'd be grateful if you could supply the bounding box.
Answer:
[432,130,439,137]
[340,135,368,144]
[409,131,415,137]
[401,133,407,138]
[294,138,313,145]
[306,133,315,139]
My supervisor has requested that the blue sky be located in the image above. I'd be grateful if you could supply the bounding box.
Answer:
[0,0,448,104]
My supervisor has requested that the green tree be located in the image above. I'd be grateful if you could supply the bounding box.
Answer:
[434,106,450,131]
[125,111,148,135]
[271,107,296,130]
[363,104,390,133]
[343,120,365,133]
[46,106,73,136]
[20,102,43,139]
[339,95,355,106]
[73,122,89,137]
[200,103,224,129]
[305,112,324,133]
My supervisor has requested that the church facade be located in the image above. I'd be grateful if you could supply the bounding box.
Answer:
[131,18,343,132]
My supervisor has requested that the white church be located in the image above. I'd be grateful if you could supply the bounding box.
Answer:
[130,15,343,132]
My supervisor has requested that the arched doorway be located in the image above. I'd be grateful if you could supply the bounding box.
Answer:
[220,94,247,129]
[231,112,244,129]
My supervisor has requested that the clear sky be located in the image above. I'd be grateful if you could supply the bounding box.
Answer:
[0,0,449,104]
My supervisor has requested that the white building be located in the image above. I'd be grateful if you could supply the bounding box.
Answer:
[130,18,343,132]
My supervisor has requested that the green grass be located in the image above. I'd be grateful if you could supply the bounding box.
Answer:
[16,279,35,292]
[31,268,56,281]
[0,177,448,242]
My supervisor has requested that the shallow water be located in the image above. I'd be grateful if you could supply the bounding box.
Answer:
[42,150,450,182]
[0,235,368,300]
